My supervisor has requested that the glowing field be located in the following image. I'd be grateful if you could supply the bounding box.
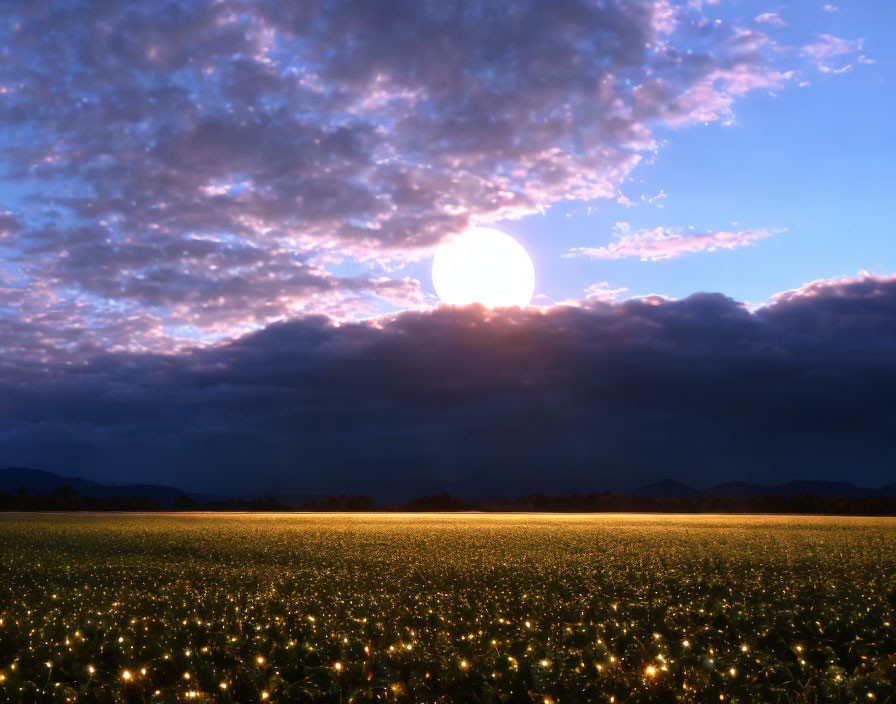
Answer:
[1,514,895,703]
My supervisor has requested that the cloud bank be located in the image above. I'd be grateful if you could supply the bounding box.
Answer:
[2,276,895,495]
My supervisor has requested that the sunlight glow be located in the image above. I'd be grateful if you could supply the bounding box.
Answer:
[432,227,535,308]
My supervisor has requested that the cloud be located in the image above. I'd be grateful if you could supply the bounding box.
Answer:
[755,12,786,27]
[583,282,630,302]
[0,212,23,240]
[800,34,870,73]
[2,275,896,494]
[0,0,816,348]
[567,222,781,261]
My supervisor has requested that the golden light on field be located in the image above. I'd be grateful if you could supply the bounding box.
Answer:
[0,513,895,701]
[432,227,535,308]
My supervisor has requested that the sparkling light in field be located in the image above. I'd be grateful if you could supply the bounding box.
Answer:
[2,514,893,701]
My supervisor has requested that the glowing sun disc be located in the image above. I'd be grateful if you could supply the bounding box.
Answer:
[432,227,535,308]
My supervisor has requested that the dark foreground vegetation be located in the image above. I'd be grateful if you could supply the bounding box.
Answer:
[3,485,896,515]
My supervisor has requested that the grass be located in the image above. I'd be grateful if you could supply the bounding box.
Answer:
[0,513,895,703]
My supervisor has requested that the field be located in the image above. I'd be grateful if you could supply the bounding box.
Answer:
[0,514,895,703]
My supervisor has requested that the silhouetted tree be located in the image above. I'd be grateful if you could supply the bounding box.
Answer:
[48,485,80,511]
[172,494,198,510]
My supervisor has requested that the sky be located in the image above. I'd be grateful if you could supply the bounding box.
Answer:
[1,0,894,496]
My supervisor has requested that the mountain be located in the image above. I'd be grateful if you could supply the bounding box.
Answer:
[628,478,700,499]
[0,467,192,505]
[5,467,895,507]
[0,467,100,494]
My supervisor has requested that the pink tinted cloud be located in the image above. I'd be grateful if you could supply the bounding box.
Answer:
[755,12,787,27]
[567,223,783,261]
[800,34,870,73]
[583,281,630,302]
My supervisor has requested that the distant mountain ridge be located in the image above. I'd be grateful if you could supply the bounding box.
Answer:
[3,467,896,507]
[0,467,192,505]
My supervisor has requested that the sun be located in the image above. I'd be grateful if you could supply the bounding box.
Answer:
[432,227,535,308]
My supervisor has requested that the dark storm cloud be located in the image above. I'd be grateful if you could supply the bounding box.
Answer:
[0,0,797,347]
[3,276,895,495]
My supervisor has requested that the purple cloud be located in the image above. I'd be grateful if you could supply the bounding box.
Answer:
[0,212,22,240]
[0,0,817,349]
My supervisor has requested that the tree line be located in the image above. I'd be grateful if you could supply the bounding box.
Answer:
[2,485,896,515]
